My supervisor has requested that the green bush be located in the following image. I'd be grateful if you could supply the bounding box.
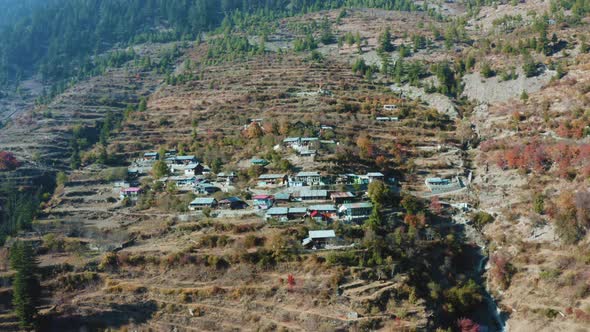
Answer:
[473,211,494,230]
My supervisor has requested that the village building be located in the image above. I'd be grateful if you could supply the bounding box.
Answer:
[113,180,130,188]
[273,193,292,203]
[166,155,198,165]
[257,174,288,187]
[251,158,270,166]
[219,197,248,210]
[265,207,308,221]
[301,137,319,146]
[143,152,158,161]
[425,177,463,193]
[383,104,397,111]
[291,171,322,186]
[367,172,385,183]
[120,187,141,200]
[265,207,289,221]
[164,175,196,188]
[127,168,140,178]
[171,163,203,176]
[283,137,301,148]
[339,202,373,222]
[330,192,356,204]
[296,189,329,201]
[195,183,221,195]
[298,149,316,157]
[217,172,237,183]
[376,116,399,122]
[252,194,274,209]
[288,207,308,219]
[189,197,217,210]
[301,230,336,249]
[308,204,337,221]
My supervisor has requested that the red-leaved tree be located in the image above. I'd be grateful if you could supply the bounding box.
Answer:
[0,151,21,171]
[457,318,480,332]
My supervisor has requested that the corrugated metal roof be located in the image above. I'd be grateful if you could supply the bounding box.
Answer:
[266,207,288,215]
[308,204,337,211]
[288,207,308,214]
[274,193,291,200]
[331,192,355,198]
[259,174,286,179]
[296,171,320,177]
[190,197,216,205]
[367,172,384,177]
[298,189,327,197]
[309,230,336,239]
[341,202,373,209]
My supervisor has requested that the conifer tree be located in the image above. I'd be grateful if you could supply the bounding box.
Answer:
[10,241,40,330]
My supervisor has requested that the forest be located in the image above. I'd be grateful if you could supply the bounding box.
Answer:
[0,0,419,85]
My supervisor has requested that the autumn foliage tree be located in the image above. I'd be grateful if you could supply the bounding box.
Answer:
[245,122,264,139]
[356,134,374,159]
[429,196,442,215]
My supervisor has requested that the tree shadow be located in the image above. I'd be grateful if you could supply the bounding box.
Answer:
[40,300,158,331]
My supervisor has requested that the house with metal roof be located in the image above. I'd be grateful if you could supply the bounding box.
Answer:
[330,192,356,204]
[253,194,274,209]
[296,189,328,201]
[143,152,159,161]
[251,158,270,166]
[274,193,292,202]
[217,172,237,183]
[292,171,322,186]
[194,183,221,195]
[265,207,289,221]
[257,174,288,187]
[120,187,141,200]
[367,172,385,182]
[302,230,337,249]
[219,197,248,210]
[339,202,373,222]
[189,197,218,210]
[166,155,198,165]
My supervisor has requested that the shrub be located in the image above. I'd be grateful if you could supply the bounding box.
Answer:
[473,212,494,230]
[480,62,495,78]
[533,193,545,214]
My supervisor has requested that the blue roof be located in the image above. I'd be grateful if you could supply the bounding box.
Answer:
[220,197,243,203]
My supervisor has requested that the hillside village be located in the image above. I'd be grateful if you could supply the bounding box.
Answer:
[0,0,589,331]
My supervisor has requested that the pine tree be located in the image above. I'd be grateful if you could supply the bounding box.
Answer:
[10,241,40,330]
[377,27,394,53]
[365,203,383,233]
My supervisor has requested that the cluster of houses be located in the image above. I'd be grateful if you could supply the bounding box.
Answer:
[256,171,389,188]
[188,196,249,211]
